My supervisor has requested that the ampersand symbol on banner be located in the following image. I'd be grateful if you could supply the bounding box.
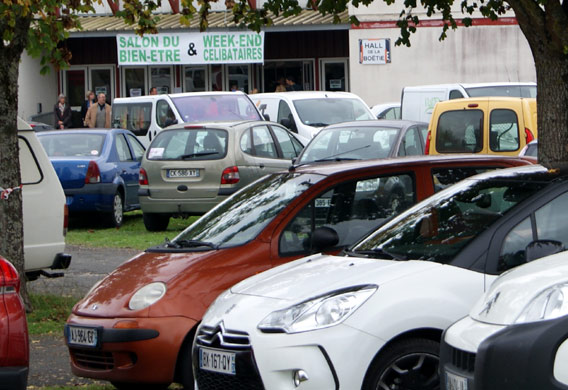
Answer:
[188,43,197,56]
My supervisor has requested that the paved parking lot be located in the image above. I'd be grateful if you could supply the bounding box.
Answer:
[28,245,139,388]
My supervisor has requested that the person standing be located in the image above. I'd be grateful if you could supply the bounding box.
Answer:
[286,76,302,91]
[81,91,96,127]
[149,87,158,95]
[54,94,72,129]
[85,93,111,128]
[275,78,287,92]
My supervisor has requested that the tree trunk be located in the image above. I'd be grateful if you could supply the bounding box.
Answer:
[0,17,32,310]
[533,54,568,169]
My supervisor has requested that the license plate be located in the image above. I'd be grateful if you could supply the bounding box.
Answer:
[199,347,236,375]
[67,325,99,347]
[446,371,468,390]
[167,169,199,178]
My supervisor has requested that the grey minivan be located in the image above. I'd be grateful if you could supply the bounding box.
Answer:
[139,121,304,231]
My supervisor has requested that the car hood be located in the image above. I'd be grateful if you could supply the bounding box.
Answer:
[470,252,568,325]
[73,249,219,318]
[230,254,439,302]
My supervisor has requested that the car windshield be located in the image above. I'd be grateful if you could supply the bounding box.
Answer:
[39,133,106,157]
[465,85,537,98]
[147,129,228,160]
[297,126,399,163]
[350,169,549,264]
[171,94,262,122]
[174,172,323,248]
[293,98,375,127]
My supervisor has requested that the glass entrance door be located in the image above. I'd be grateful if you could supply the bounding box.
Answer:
[262,60,314,93]
[321,59,348,92]
[65,68,87,108]
[90,67,114,104]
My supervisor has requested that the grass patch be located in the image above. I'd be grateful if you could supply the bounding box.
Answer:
[27,294,78,335]
[66,211,197,250]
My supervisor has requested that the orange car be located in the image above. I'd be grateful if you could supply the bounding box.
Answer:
[65,155,534,389]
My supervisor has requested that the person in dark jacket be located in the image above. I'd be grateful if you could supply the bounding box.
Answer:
[54,94,72,129]
[81,91,96,127]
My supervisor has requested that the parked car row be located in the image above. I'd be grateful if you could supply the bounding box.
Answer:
[64,155,535,389]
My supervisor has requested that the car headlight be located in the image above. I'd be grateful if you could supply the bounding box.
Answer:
[258,285,377,333]
[516,282,568,323]
[128,282,167,311]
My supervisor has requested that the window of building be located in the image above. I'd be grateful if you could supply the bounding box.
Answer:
[228,65,250,93]
[184,66,207,92]
[123,67,147,97]
[150,66,173,94]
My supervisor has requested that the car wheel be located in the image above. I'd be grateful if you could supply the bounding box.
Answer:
[363,338,440,390]
[143,213,170,232]
[175,334,195,390]
[108,191,124,227]
[110,382,169,390]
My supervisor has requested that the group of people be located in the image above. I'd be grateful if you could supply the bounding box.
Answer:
[54,91,111,129]
[275,76,302,92]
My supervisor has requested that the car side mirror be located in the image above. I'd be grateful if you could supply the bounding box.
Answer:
[311,226,339,253]
[280,118,291,128]
[525,240,565,262]
[164,118,178,127]
[291,157,297,164]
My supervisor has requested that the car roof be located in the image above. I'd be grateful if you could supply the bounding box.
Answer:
[253,91,363,100]
[323,119,427,130]
[37,128,126,135]
[436,96,536,105]
[404,82,536,91]
[289,155,540,177]
[113,91,245,103]
[163,120,283,131]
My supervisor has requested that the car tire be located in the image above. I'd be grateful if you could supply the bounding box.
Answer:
[362,338,440,390]
[176,335,195,390]
[108,191,124,228]
[110,382,169,390]
[143,213,170,232]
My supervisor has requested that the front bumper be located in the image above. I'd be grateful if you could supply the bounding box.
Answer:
[193,321,382,390]
[441,315,568,390]
[0,366,28,390]
[66,314,196,384]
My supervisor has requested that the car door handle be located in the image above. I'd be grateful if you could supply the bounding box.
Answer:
[259,164,265,169]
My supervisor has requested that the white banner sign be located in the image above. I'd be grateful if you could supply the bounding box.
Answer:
[359,39,391,65]
[117,31,264,66]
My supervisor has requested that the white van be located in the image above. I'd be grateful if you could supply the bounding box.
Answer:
[18,118,70,279]
[251,91,375,143]
[401,82,536,123]
[112,91,264,147]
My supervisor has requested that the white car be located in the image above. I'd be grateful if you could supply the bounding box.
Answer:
[440,250,568,390]
[18,118,70,278]
[251,91,375,144]
[192,165,568,390]
[370,102,400,119]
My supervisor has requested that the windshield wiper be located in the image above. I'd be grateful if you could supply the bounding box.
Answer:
[315,144,371,162]
[165,239,218,250]
[314,157,359,163]
[179,152,219,160]
[345,247,406,260]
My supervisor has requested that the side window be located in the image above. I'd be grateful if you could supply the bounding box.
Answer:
[252,126,278,159]
[432,167,492,192]
[272,126,301,159]
[126,134,145,160]
[156,100,176,128]
[499,217,534,272]
[116,134,133,161]
[449,90,465,99]
[279,173,416,255]
[490,109,520,152]
[277,101,293,126]
[499,192,568,272]
[398,127,422,157]
[436,110,483,153]
[240,129,253,155]
[19,137,42,184]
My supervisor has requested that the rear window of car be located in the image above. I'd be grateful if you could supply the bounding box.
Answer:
[171,94,262,123]
[298,126,399,163]
[489,109,520,152]
[293,98,375,126]
[112,103,152,136]
[436,110,483,153]
[147,129,228,160]
[39,133,106,157]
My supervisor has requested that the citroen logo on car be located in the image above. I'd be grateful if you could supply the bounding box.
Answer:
[479,292,500,317]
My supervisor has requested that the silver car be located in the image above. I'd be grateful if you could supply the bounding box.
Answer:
[139,121,304,231]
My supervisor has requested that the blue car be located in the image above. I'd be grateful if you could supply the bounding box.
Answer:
[38,129,145,227]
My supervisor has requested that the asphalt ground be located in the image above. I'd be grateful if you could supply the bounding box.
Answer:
[27,245,140,388]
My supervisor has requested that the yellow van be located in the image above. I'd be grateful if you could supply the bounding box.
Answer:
[426,97,537,155]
